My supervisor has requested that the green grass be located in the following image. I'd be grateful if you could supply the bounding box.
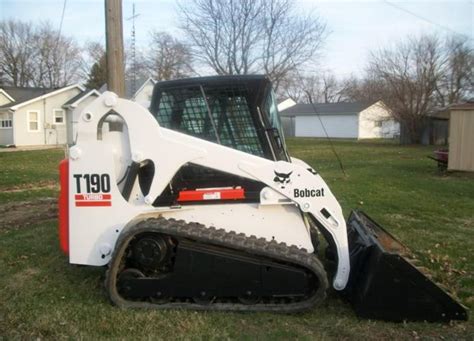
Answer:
[0,141,473,339]
[0,148,64,204]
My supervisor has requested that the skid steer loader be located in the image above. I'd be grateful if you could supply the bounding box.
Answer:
[58,75,467,322]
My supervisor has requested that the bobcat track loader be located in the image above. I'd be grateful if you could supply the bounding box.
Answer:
[59,75,467,322]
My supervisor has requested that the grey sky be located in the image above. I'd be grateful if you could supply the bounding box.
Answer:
[1,0,472,78]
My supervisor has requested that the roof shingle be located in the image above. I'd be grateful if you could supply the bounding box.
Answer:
[0,86,58,109]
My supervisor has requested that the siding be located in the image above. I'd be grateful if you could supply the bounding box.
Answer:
[0,112,13,145]
[295,115,358,138]
[448,110,474,172]
[281,116,295,137]
[13,88,82,146]
[358,102,399,139]
[0,92,13,106]
[0,128,13,145]
[133,82,154,108]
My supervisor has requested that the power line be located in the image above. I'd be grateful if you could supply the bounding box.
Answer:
[289,65,347,178]
[50,0,67,88]
[56,0,67,46]
[383,0,470,38]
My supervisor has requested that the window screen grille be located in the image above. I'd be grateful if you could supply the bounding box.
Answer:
[154,85,264,157]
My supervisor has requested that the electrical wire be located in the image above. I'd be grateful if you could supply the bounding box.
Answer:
[55,0,68,51]
[308,96,347,178]
[288,66,347,178]
[383,0,471,39]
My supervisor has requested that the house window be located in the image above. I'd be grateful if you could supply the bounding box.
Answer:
[374,121,383,127]
[28,110,40,132]
[0,114,12,129]
[54,109,65,125]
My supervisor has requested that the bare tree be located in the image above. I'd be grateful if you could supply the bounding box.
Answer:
[278,70,343,103]
[435,36,474,107]
[179,0,326,88]
[367,35,443,143]
[339,75,386,103]
[0,20,35,86]
[303,72,342,103]
[0,20,82,88]
[145,31,194,81]
[260,1,326,88]
[33,22,82,88]
[277,71,303,102]
[340,34,473,144]
[80,41,106,80]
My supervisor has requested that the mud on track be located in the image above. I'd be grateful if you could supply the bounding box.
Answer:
[0,198,57,229]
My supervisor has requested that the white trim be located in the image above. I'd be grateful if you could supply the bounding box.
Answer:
[0,89,15,102]
[53,108,66,125]
[27,110,41,132]
[10,84,85,111]
[63,89,100,109]
[131,77,156,100]
[11,111,16,145]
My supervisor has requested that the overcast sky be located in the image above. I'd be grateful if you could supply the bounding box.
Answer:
[1,0,472,78]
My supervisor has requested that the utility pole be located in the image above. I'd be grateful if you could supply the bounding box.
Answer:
[105,0,125,97]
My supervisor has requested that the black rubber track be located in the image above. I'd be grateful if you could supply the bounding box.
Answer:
[105,217,328,312]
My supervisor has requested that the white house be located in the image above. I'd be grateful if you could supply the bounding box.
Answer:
[131,78,156,107]
[279,100,400,139]
[0,85,98,146]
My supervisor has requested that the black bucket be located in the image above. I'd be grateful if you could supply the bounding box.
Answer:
[343,210,468,322]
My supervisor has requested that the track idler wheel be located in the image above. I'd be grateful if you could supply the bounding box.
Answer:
[132,234,170,270]
[193,291,216,305]
[238,291,261,305]
[150,292,170,304]
[117,268,145,298]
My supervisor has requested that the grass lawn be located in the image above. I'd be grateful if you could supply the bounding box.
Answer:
[0,139,473,339]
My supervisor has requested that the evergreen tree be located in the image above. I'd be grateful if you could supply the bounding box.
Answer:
[85,55,107,90]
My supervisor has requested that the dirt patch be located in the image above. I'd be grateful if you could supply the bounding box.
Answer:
[7,268,41,290]
[385,213,422,223]
[0,198,57,230]
[2,181,58,193]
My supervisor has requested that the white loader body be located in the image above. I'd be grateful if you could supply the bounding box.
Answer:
[64,92,350,290]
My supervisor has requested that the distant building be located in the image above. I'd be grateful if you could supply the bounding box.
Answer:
[0,85,98,147]
[278,100,399,139]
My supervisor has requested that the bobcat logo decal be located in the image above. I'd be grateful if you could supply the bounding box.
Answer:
[274,170,292,189]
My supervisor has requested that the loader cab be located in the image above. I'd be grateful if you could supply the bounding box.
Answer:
[149,75,289,162]
[145,75,289,206]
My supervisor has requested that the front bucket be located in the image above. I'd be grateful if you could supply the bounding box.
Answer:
[343,210,468,322]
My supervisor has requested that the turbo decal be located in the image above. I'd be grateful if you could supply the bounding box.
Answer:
[73,173,112,207]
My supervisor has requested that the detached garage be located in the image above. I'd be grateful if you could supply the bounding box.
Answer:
[279,101,399,139]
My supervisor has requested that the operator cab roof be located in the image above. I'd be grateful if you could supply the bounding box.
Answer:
[153,74,272,88]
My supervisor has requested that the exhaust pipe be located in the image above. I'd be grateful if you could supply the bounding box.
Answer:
[343,210,468,322]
